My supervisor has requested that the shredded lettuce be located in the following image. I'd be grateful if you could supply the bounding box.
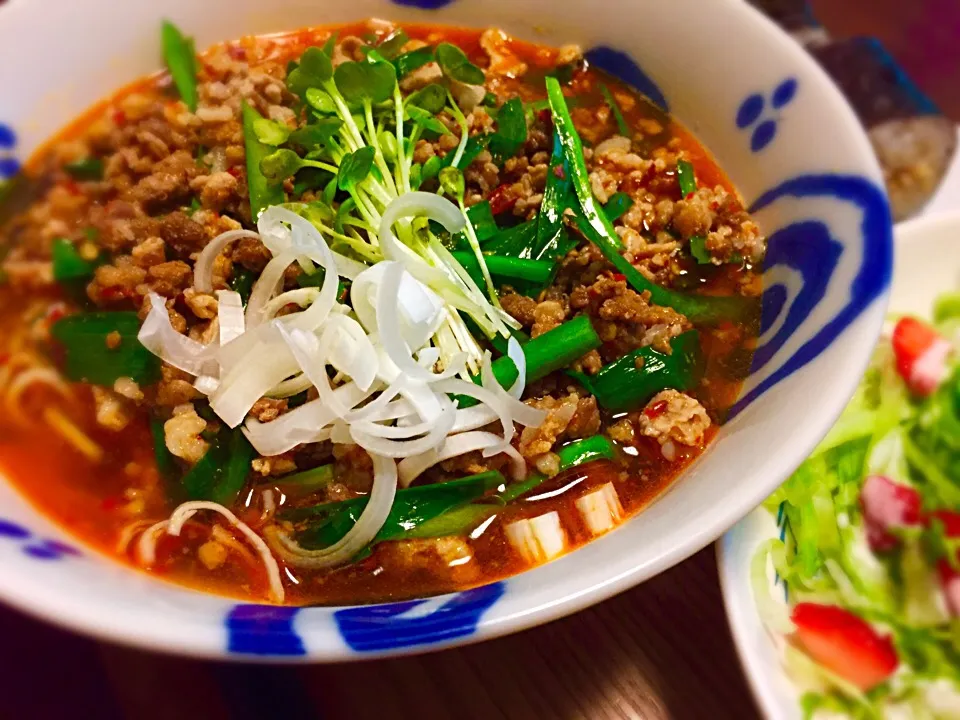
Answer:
[753,293,960,718]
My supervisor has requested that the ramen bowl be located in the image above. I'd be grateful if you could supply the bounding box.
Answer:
[0,0,891,659]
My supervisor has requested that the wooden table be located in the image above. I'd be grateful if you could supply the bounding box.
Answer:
[3,3,958,719]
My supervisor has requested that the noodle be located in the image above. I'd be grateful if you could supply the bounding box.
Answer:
[42,407,103,462]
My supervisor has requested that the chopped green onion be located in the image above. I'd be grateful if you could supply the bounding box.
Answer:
[451,252,555,287]
[63,157,104,181]
[160,20,199,112]
[573,331,704,412]
[181,428,254,506]
[603,192,633,223]
[51,312,161,386]
[456,315,602,408]
[410,436,616,538]
[52,238,98,283]
[273,464,335,499]
[689,235,712,265]
[599,84,630,137]
[151,416,178,482]
[676,159,698,198]
[229,268,257,305]
[287,471,505,550]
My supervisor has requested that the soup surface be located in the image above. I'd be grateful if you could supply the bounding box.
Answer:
[0,20,763,605]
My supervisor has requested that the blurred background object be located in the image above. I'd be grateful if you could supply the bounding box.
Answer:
[751,0,958,221]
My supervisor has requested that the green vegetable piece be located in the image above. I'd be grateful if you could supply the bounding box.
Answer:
[599,84,630,137]
[676,159,698,198]
[292,471,505,550]
[438,166,465,201]
[63,157,104,182]
[51,312,161,386]
[580,331,704,411]
[253,117,292,146]
[545,77,751,323]
[533,134,576,261]
[407,83,447,114]
[292,167,334,198]
[334,60,397,104]
[161,20,199,112]
[299,46,334,82]
[406,105,451,136]
[288,118,344,149]
[181,429,254,505]
[603,192,633,223]
[933,292,960,325]
[465,200,497,242]
[411,436,616,538]
[422,154,443,182]
[260,149,304,184]
[337,146,376,191]
[489,97,527,161]
[482,218,538,257]
[321,33,338,58]
[305,88,337,114]
[151,417,178,481]
[393,46,434,78]
[410,163,423,190]
[455,315,601,409]
[452,252,554,287]
[435,42,485,86]
[375,30,409,60]
[52,238,97,283]
[229,268,256,305]
[322,176,338,205]
[689,235,712,265]
[242,101,285,221]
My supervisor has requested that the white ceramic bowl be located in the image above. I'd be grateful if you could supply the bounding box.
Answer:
[718,212,960,719]
[0,0,892,660]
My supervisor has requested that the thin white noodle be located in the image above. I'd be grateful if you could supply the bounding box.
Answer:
[5,367,73,427]
[165,501,285,603]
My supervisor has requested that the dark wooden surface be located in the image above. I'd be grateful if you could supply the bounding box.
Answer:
[2,3,958,719]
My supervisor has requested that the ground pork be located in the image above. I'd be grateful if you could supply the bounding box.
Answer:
[636,389,711,458]
[569,276,691,355]
[92,386,135,431]
[156,364,200,406]
[518,393,580,458]
[249,397,289,423]
[164,403,209,463]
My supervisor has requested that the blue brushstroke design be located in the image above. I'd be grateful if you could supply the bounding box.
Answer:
[227,605,305,656]
[730,174,892,417]
[0,124,15,150]
[772,78,799,109]
[335,582,505,652]
[389,0,457,8]
[751,119,778,152]
[0,157,20,179]
[584,47,668,112]
[736,94,765,129]
[0,520,30,539]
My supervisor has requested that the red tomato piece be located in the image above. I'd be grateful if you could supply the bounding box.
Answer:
[791,603,898,691]
[892,317,951,397]
[859,475,922,552]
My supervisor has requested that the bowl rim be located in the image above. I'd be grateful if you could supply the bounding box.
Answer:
[718,210,960,720]
[0,0,893,660]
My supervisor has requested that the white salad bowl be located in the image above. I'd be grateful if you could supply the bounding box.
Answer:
[0,0,891,660]
[717,212,960,719]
